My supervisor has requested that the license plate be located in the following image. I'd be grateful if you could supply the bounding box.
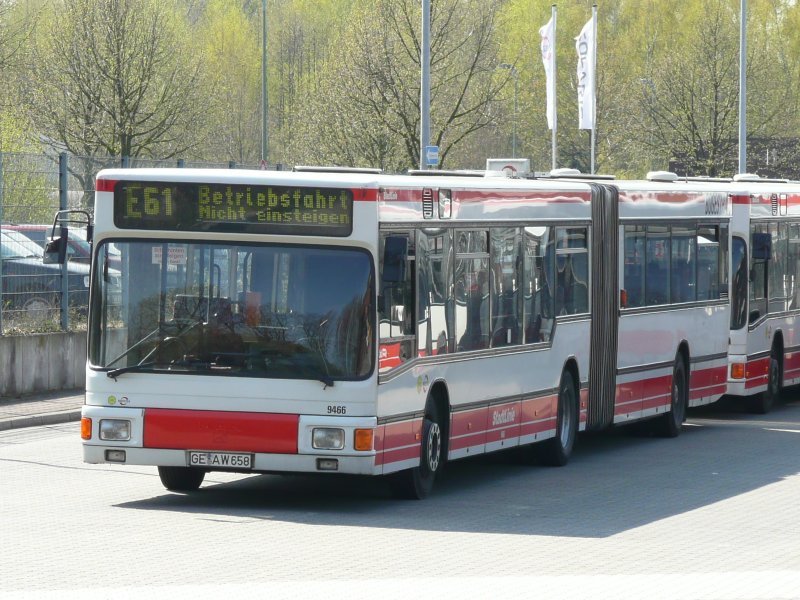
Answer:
[188,451,253,469]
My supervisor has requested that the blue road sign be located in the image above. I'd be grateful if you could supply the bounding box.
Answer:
[425,145,439,167]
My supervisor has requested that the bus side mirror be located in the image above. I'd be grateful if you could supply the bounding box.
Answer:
[43,229,67,265]
[382,236,408,283]
[752,233,772,261]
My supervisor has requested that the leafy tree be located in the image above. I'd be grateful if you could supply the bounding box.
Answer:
[0,0,38,152]
[268,0,354,165]
[193,0,261,163]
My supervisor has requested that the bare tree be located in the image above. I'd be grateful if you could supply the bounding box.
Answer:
[292,0,508,171]
[638,0,799,176]
[24,0,204,160]
[0,0,29,71]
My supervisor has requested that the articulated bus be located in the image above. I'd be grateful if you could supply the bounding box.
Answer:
[643,172,800,414]
[64,166,735,499]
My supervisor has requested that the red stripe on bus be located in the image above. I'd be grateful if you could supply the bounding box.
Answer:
[783,351,800,373]
[353,188,378,202]
[374,419,421,465]
[615,364,726,412]
[520,394,556,435]
[641,374,672,399]
[96,179,117,192]
[691,384,727,399]
[450,431,487,451]
[690,365,726,387]
[143,408,298,454]
[457,190,591,204]
[377,445,421,466]
[744,357,770,389]
[689,365,727,399]
[380,189,592,204]
[731,194,750,205]
[450,407,488,450]
[641,396,670,412]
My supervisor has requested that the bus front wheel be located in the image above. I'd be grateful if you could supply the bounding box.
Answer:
[749,351,781,414]
[390,400,444,500]
[158,466,205,492]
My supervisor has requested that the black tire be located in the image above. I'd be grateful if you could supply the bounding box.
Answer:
[539,371,579,467]
[158,466,205,492]
[748,351,781,414]
[390,400,445,500]
[655,357,688,438]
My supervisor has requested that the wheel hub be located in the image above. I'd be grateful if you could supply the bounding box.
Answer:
[426,422,441,472]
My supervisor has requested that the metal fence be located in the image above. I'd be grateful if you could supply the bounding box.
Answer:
[0,151,275,335]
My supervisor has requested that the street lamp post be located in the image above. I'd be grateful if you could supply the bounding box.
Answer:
[261,0,268,164]
[498,63,518,158]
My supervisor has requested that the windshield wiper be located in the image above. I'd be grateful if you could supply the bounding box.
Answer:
[318,374,335,388]
[107,362,159,380]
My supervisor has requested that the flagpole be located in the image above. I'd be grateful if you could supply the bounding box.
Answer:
[738,0,747,174]
[551,4,557,171]
[590,4,597,174]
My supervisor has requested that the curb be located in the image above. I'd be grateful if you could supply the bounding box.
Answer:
[0,410,82,432]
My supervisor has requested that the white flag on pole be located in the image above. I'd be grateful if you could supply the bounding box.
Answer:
[575,15,595,130]
[539,16,556,130]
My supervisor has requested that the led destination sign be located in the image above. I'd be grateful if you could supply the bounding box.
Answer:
[114,181,353,236]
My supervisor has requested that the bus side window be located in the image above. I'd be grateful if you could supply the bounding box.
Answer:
[696,226,720,301]
[490,227,522,347]
[624,226,645,308]
[555,227,589,316]
[769,222,788,314]
[455,230,490,351]
[749,224,769,322]
[730,236,748,330]
[645,225,670,306]
[417,229,453,357]
[378,232,415,371]
[522,226,554,343]
[670,225,696,303]
[788,224,800,310]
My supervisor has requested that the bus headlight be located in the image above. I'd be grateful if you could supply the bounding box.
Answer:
[312,427,345,450]
[99,419,131,441]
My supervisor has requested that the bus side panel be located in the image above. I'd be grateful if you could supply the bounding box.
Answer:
[616,304,729,423]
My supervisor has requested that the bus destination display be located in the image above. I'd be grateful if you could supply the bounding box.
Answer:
[114,181,353,236]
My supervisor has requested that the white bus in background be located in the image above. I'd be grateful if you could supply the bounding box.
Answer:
[725,175,800,413]
[54,165,733,500]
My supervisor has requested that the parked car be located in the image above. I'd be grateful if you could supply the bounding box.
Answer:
[2,223,121,269]
[1,229,91,317]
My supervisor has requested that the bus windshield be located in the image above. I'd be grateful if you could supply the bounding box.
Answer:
[89,240,374,382]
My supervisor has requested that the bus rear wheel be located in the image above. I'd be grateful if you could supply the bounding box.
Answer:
[390,401,444,500]
[158,466,205,492]
[655,357,687,438]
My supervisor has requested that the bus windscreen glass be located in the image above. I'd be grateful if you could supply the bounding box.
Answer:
[113,181,353,236]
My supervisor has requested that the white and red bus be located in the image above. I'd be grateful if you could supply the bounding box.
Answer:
[724,175,800,413]
[66,166,732,499]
